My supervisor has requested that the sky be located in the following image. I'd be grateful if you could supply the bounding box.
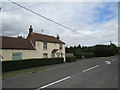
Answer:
[1,0,119,47]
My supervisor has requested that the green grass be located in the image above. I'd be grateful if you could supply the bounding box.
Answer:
[2,56,116,79]
[2,66,52,79]
[77,56,116,61]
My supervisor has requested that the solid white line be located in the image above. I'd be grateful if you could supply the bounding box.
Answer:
[83,65,99,72]
[36,76,71,90]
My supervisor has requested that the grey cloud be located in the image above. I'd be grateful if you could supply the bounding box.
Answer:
[2,2,118,46]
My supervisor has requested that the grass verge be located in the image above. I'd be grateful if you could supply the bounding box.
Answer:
[2,66,52,79]
[2,56,117,79]
[77,56,116,61]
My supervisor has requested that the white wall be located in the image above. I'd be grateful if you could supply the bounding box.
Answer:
[36,41,66,61]
[1,41,65,61]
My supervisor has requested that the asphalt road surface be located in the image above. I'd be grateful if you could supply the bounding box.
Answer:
[2,56,118,89]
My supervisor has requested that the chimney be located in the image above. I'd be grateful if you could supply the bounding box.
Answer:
[29,25,33,34]
[57,35,60,40]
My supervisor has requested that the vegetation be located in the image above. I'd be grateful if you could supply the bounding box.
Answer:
[66,43,118,58]
[2,58,64,72]
[75,53,94,59]
[66,56,76,62]
[17,35,25,39]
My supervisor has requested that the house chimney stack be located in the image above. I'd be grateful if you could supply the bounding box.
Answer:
[57,35,60,39]
[29,25,33,34]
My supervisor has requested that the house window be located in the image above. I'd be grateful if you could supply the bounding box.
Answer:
[59,44,62,50]
[43,53,48,58]
[43,42,47,50]
[12,52,22,60]
[56,53,61,57]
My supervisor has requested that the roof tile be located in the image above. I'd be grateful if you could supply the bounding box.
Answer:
[1,32,65,49]
[27,33,65,44]
[0,36,35,50]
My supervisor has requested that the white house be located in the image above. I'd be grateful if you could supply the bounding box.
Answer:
[0,25,65,61]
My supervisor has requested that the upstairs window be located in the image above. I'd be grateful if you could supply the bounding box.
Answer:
[59,44,62,50]
[43,42,47,50]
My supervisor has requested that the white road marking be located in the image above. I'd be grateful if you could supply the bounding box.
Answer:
[83,65,99,72]
[105,61,111,64]
[36,76,71,90]
[112,59,116,61]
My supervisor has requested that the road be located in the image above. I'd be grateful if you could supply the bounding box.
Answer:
[2,56,118,89]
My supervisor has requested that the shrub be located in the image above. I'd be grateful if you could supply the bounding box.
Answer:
[94,45,114,57]
[66,56,76,62]
[75,53,94,59]
[2,58,64,72]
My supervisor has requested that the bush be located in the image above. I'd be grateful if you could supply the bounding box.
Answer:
[94,45,114,57]
[2,58,64,72]
[66,56,76,62]
[75,53,94,59]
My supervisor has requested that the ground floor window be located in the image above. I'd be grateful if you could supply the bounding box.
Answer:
[56,52,61,57]
[43,53,48,58]
[12,52,22,60]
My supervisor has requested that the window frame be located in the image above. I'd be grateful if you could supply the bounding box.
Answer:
[43,53,48,58]
[59,44,63,50]
[12,52,22,60]
[43,42,47,50]
[56,52,61,57]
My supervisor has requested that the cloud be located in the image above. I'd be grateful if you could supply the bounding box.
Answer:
[2,0,120,2]
[2,2,118,46]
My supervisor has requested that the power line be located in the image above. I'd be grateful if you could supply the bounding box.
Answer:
[2,3,39,13]
[8,0,102,42]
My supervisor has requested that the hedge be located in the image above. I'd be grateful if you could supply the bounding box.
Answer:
[2,58,64,72]
[66,56,76,62]
[75,53,94,59]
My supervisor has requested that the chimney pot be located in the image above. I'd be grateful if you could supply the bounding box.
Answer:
[29,25,33,34]
[57,35,60,39]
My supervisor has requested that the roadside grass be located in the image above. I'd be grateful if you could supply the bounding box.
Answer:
[77,56,116,61]
[2,56,116,79]
[2,65,53,79]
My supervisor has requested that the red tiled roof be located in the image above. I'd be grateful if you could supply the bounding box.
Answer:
[0,36,35,50]
[0,32,65,49]
[26,33,65,45]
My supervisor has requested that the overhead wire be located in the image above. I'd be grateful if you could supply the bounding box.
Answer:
[8,0,104,44]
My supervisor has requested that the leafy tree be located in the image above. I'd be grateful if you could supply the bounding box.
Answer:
[94,45,114,57]
[77,44,81,49]
[110,43,118,54]
[66,43,118,57]
[17,36,24,39]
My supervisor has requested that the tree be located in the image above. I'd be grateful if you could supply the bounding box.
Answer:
[65,43,118,57]
[77,44,81,49]
[110,43,118,54]
[17,35,24,39]
[94,45,114,57]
